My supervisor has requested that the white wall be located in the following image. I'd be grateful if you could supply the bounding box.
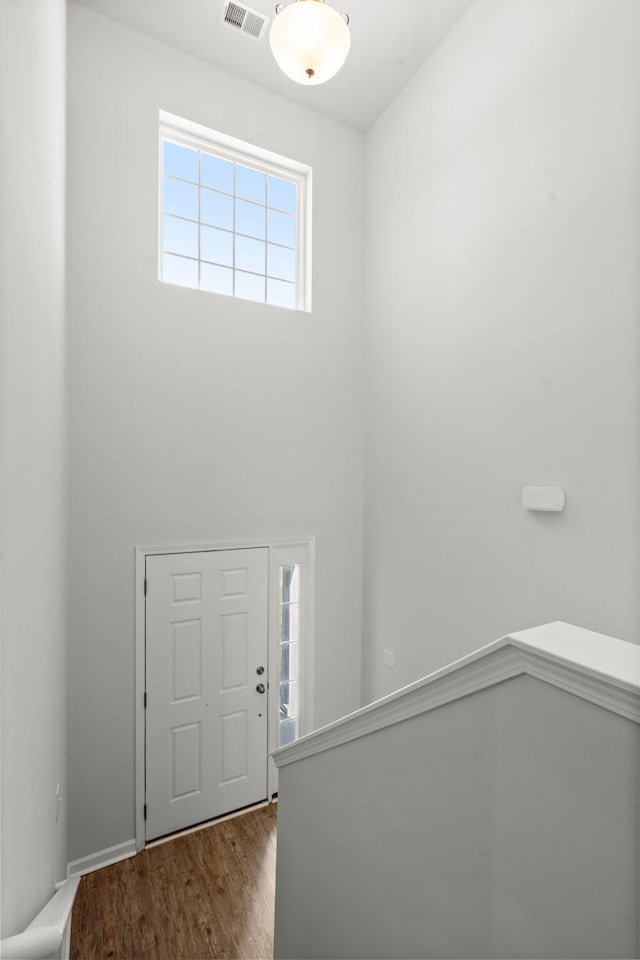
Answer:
[275,674,639,959]
[0,0,68,936]
[363,0,640,700]
[66,3,364,861]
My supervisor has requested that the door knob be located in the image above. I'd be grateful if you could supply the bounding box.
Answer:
[256,666,265,675]
[256,683,266,694]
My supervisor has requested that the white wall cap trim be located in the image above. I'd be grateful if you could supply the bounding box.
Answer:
[271,622,640,768]
[67,838,137,878]
[0,877,80,960]
[506,620,640,690]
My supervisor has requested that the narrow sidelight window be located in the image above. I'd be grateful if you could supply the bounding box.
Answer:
[278,563,301,746]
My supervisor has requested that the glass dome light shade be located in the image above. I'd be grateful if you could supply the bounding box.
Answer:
[269,0,351,86]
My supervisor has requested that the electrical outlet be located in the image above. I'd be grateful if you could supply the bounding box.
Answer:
[383,648,395,669]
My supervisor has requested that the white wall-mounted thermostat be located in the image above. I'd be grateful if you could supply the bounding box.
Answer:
[521,486,566,512]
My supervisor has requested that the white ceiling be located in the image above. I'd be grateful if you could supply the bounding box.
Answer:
[72,0,475,131]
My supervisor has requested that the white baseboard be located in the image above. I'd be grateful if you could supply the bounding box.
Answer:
[67,838,137,878]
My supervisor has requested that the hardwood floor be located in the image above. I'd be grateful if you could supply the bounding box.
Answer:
[70,804,277,960]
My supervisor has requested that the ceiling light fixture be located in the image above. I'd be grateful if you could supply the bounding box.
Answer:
[269,0,350,86]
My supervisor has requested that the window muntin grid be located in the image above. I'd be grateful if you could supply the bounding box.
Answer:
[160,133,303,310]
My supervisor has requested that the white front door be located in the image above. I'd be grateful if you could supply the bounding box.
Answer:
[145,548,269,841]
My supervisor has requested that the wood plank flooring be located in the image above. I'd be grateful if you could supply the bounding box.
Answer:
[70,804,277,960]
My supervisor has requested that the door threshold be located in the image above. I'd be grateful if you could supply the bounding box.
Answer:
[146,799,275,849]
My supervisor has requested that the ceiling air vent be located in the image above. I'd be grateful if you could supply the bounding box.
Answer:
[221,1,269,41]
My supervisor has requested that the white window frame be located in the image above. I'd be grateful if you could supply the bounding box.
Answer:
[268,543,313,795]
[158,110,312,312]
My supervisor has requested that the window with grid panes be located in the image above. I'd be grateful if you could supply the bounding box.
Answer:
[159,120,309,310]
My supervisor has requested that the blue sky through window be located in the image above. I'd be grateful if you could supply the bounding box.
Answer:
[201,189,233,230]
[161,138,299,308]
[163,141,198,182]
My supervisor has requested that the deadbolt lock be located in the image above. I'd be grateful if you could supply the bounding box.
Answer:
[256,666,265,675]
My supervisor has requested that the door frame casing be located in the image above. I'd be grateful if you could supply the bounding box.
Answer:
[134,536,315,852]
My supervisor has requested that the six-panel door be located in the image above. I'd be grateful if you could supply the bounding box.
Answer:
[145,548,269,841]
